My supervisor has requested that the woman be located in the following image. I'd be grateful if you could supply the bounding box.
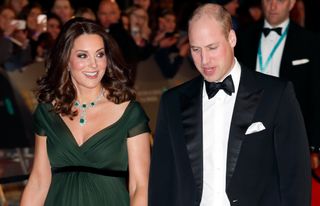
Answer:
[35,13,63,62]
[126,5,151,46]
[19,3,46,60]
[51,0,74,24]
[20,17,151,206]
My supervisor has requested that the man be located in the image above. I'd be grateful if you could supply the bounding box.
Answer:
[96,0,141,83]
[235,0,320,168]
[214,0,240,30]
[149,3,311,206]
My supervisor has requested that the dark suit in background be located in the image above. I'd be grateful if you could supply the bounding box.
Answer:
[235,19,320,154]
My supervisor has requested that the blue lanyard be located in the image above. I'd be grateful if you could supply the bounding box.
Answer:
[258,24,289,72]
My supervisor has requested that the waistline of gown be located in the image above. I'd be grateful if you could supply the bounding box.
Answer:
[51,166,128,177]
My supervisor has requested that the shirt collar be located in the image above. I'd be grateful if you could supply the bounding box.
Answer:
[203,57,241,99]
[264,19,290,34]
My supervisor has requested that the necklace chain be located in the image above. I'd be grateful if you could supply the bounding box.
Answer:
[74,89,104,126]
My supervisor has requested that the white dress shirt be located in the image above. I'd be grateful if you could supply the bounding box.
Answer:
[255,19,289,77]
[200,58,241,206]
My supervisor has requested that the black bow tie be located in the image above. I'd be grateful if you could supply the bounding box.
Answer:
[262,27,282,36]
[205,75,235,99]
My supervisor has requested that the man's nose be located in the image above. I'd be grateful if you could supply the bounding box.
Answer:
[201,50,209,66]
[270,0,277,10]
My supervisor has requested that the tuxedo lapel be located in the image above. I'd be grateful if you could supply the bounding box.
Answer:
[226,67,264,187]
[180,76,204,204]
[279,22,295,77]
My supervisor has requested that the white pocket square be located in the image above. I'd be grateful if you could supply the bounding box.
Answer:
[245,122,266,135]
[292,58,309,66]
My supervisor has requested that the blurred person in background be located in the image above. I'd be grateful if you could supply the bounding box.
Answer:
[6,0,29,16]
[0,6,32,71]
[152,9,190,79]
[97,0,121,32]
[97,0,148,84]
[236,0,320,170]
[290,0,305,27]
[20,3,47,60]
[75,7,96,21]
[35,13,63,62]
[218,0,240,31]
[126,5,151,47]
[133,0,150,11]
[248,2,263,23]
[51,0,74,24]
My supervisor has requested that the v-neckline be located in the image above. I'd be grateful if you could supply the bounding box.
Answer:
[52,101,133,148]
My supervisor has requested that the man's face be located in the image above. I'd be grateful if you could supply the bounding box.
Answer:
[159,14,176,33]
[189,16,236,82]
[224,0,239,16]
[97,2,120,29]
[262,0,296,26]
[0,8,15,30]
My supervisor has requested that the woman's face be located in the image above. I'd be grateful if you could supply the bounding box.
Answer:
[52,0,74,23]
[47,18,61,40]
[69,34,107,90]
[27,7,42,30]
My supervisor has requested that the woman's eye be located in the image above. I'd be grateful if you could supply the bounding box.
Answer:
[97,52,105,58]
[77,53,87,59]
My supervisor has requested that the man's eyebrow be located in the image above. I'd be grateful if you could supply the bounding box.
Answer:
[190,43,217,48]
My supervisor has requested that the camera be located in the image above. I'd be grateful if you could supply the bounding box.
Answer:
[37,14,47,24]
[11,20,26,30]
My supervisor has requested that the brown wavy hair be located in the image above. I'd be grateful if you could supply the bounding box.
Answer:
[36,17,135,118]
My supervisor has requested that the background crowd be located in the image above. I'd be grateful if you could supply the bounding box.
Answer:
[1,0,320,204]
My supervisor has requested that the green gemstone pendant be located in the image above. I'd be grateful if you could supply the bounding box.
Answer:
[74,89,104,126]
[79,118,85,126]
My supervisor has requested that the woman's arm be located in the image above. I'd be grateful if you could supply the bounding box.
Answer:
[20,135,51,206]
[127,132,151,206]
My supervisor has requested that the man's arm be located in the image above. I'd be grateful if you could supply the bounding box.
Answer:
[149,95,175,206]
[274,82,311,206]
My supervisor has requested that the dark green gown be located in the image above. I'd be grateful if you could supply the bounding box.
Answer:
[33,101,150,206]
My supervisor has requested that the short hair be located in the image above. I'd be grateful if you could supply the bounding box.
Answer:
[188,3,232,38]
[37,17,135,118]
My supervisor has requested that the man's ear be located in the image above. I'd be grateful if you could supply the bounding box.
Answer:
[228,29,237,47]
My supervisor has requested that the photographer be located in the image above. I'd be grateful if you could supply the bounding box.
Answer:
[0,6,32,71]
[152,9,189,79]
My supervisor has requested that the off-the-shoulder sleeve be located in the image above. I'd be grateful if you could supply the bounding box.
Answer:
[127,102,151,138]
[33,103,47,136]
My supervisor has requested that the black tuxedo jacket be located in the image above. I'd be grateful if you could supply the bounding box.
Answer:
[235,21,320,150]
[149,67,311,206]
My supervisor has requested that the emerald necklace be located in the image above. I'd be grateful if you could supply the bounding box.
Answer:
[74,89,104,126]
